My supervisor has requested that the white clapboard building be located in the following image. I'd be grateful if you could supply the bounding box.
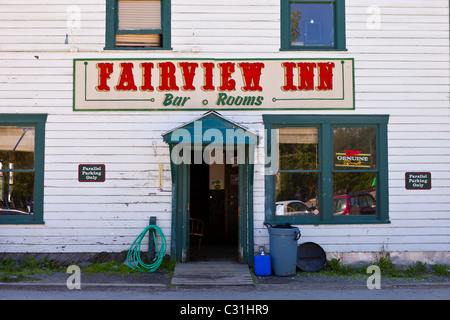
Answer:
[0,0,449,266]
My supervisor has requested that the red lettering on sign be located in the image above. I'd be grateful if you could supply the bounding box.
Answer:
[218,62,236,92]
[297,62,316,91]
[238,62,265,92]
[158,62,179,91]
[282,62,335,92]
[201,62,215,91]
[178,62,198,91]
[281,62,296,91]
[96,63,114,92]
[92,60,338,100]
[139,62,154,91]
[115,63,138,91]
[316,62,335,90]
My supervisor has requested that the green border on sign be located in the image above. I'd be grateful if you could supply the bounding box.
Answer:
[73,58,355,112]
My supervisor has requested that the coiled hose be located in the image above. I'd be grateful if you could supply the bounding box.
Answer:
[127,225,166,272]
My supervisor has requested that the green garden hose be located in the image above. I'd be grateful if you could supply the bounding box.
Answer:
[127,225,166,272]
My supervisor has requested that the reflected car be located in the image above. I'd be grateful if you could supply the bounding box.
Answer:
[0,209,30,215]
[333,193,376,215]
[276,200,318,216]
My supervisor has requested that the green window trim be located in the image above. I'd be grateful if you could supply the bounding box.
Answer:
[0,114,47,225]
[280,0,346,51]
[263,114,389,225]
[105,0,172,51]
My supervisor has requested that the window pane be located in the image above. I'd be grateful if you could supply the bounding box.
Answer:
[334,127,377,170]
[277,127,318,170]
[0,126,35,170]
[118,0,161,30]
[276,172,319,216]
[290,3,334,47]
[0,172,34,216]
[333,172,376,216]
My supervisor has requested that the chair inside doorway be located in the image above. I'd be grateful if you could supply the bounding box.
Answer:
[189,217,204,256]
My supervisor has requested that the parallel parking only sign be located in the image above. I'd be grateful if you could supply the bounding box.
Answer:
[78,164,105,182]
[405,172,431,190]
[73,58,354,111]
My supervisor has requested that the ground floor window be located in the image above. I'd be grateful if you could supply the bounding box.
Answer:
[264,115,389,224]
[0,114,47,224]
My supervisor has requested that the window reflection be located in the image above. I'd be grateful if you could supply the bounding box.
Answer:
[274,125,379,218]
[333,172,376,216]
[290,3,335,47]
[276,127,319,216]
[0,126,35,170]
[276,172,319,216]
[0,126,35,216]
[277,127,318,170]
[0,172,35,216]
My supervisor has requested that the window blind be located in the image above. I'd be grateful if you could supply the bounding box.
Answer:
[277,127,318,144]
[116,0,162,47]
[118,0,161,30]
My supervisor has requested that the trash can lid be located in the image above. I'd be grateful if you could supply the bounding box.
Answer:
[272,223,292,228]
[296,242,326,272]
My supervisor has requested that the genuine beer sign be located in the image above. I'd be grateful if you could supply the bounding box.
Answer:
[73,58,354,111]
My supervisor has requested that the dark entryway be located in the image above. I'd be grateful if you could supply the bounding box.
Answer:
[189,151,239,261]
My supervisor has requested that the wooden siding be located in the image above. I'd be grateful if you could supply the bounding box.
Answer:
[0,0,449,260]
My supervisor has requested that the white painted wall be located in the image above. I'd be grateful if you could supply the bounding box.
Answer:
[0,0,449,263]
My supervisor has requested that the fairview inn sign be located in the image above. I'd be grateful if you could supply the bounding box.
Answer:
[73,58,354,111]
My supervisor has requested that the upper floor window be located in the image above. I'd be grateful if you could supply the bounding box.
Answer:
[281,0,346,51]
[105,0,171,50]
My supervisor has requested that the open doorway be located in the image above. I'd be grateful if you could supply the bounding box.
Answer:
[189,150,239,261]
[163,111,257,264]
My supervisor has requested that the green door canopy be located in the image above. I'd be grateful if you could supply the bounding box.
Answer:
[162,110,259,145]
